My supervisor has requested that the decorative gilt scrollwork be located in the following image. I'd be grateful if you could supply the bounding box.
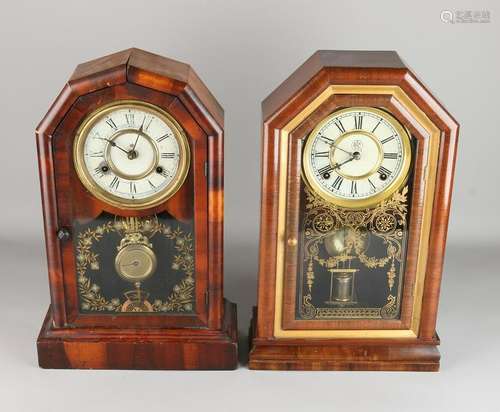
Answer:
[380,294,398,319]
[301,294,316,320]
[312,213,335,233]
[76,216,195,313]
[299,186,408,320]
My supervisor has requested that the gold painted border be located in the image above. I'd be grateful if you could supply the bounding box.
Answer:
[273,85,440,339]
[74,100,191,210]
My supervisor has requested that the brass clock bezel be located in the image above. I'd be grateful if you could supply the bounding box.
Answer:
[302,106,411,209]
[73,100,191,210]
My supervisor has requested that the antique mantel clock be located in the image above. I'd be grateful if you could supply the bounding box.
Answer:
[249,51,459,371]
[36,48,237,369]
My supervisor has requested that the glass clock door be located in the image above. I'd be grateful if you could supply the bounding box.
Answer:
[280,107,418,331]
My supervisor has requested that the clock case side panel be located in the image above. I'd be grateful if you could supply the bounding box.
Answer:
[36,52,226,331]
[36,84,78,327]
[399,72,459,339]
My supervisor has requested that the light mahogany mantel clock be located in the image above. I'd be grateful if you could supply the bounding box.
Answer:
[36,48,238,370]
[249,50,459,371]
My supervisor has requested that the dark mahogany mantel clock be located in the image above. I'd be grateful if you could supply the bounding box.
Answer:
[36,48,238,370]
[249,51,459,371]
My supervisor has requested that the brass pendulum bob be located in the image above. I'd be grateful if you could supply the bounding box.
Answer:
[324,230,358,305]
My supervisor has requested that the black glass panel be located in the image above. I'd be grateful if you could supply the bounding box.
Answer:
[295,141,415,321]
[74,212,195,315]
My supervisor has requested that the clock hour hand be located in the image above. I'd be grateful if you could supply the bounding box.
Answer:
[121,260,140,268]
[333,155,355,170]
[96,137,129,155]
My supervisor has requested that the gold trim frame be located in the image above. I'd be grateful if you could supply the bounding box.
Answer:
[73,100,191,210]
[302,106,412,209]
[274,85,440,339]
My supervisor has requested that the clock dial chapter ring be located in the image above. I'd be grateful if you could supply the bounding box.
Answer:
[104,128,159,180]
[330,130,383,181]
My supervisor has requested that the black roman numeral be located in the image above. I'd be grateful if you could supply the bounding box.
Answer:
[144,116,153,131]
[368,178,376,190]
[87,151,104,158]
[334,120,346,134]
[161,152,176,159]
[148,180,156,189]
[156,133,171,143]
[106,118,118,130]
[129,182,137,194]
[354,114,363,130]
[125,112,135,127]
[381,135,395,144]
[351,180,357,195]
[94,167,104,178]
[318,165,333,175]
[159,169,170,178]
[378,166,392,176]
[109,176,120,190]
[319,134,334,144]
[332,175,343,190]
[314,151,329,158]
[383,152,398,159]
[372,120,382,133]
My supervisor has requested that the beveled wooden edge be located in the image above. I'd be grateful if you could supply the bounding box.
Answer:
[126,48,223,127]
[249,307,440,371]
[36,49,226,331]
[401,73,459,337]
[263,50,407,121]
[255,55,459,342]
[37,48,223,138]
[40,301,237,340]
[70,49,132,81]
[37,300,238,370]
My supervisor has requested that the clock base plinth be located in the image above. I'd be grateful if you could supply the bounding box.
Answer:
[249,307,440,372]
[37,300,238,370]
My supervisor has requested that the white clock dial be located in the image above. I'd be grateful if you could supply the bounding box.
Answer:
[74,101,190,209]
[303,107,411,208]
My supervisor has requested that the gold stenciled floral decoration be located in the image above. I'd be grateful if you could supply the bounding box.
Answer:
[300,186,408,319]
[75,216,195,313]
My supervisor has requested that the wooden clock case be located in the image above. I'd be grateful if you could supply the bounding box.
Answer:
[249,51,459,371]
[36,48,238,370]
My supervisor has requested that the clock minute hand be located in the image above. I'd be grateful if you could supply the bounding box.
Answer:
[330,143,353,156]
[319,134,353,156]
[132,121,145,152]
